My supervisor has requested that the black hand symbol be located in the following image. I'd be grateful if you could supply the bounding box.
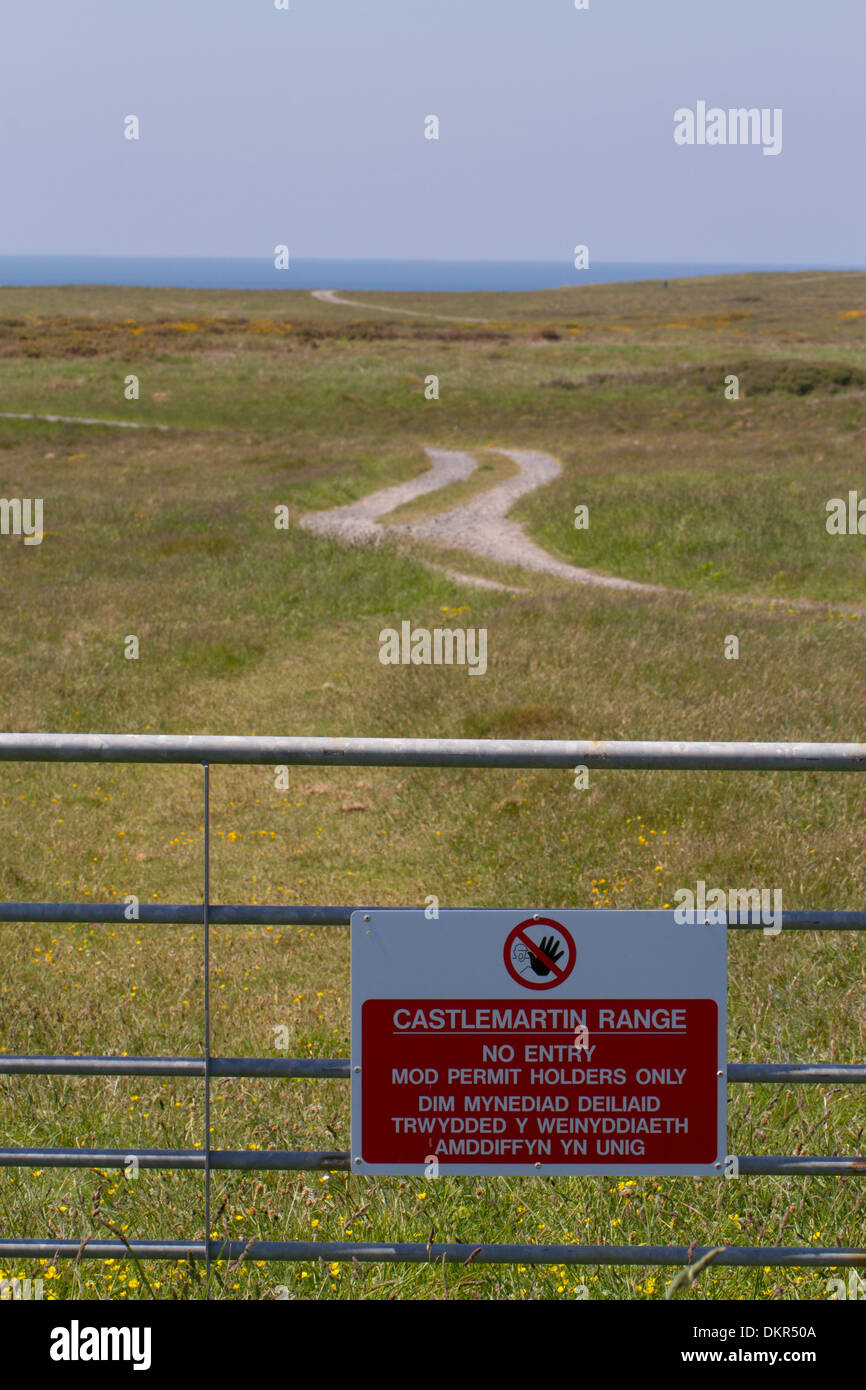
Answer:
[529,934,564,977]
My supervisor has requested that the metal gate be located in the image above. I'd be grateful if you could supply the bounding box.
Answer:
[0,734,864,1280]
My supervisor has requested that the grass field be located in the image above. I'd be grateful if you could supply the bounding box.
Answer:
[0,270,865,1301]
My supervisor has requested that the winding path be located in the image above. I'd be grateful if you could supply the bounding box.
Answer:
[299,448,477,547]
[310,289,489,324]
[299,445,663,593]
[0,411,170,430]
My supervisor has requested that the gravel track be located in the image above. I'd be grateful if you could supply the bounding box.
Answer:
[299,448,477,546]
[0,412,170,430]
[311,289,489,323]
[299,445,664,593]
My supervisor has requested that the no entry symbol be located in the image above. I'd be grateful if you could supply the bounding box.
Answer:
[503,917,576,991]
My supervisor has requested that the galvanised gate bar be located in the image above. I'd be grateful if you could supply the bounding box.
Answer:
[0,733,864,1277]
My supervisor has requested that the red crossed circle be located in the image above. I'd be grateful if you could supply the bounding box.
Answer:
[503,917,576,991]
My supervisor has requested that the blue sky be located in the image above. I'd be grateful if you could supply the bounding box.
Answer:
[1,0,863,263]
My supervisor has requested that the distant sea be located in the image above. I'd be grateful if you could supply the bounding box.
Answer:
[0,256,855,293]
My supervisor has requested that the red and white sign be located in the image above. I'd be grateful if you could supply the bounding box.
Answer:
[351,910,727,1176]
[503,917,576,990]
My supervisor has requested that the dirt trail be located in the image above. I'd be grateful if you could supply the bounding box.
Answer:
[299,448,477,546]
[298,444,864,609]
[311,289,488,323]
[299,445,663,593]
[391,448,662,593]
[0,411,170,430]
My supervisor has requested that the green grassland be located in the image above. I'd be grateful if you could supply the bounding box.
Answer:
[0,271,865,1301]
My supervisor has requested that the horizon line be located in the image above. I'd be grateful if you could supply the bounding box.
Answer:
[1,254,863,270]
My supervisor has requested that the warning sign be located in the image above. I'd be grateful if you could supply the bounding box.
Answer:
[351,910,726,1176]
[503,917,576,990]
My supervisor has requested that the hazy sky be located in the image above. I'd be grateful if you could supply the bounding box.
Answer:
[1,0,863,263]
